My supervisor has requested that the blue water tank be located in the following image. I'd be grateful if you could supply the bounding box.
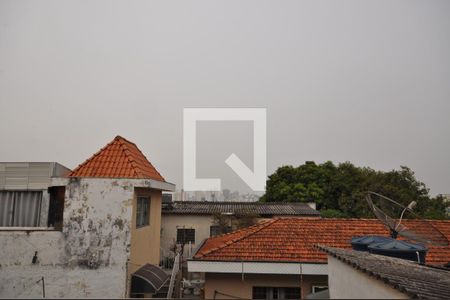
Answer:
[368,240,427,264]
[351,236,393,251]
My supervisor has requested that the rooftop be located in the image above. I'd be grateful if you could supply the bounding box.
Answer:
[193,218,450,265]
[319,245,450,299]
[68,136,165,181]
[162,201,320,216]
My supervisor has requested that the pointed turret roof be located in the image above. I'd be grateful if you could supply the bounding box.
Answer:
[68,136,165,181]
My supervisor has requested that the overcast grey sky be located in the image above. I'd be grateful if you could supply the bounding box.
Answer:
[1,0,449,195]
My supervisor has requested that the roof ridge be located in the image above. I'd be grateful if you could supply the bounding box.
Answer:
[116,138,140,178]
[114,135,137,146]
[68,137,119,176]
[129,138,165,181]
[67,136,166,180]
[195,219,279,258]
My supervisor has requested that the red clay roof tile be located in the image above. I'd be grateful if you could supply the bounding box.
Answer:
[68,136,165,181]
[194,218,450,265]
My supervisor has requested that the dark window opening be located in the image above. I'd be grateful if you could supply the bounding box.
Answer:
[136,196,150,228]
[284,287,301,299]
[252,287,267,299]
[48,186,65,230]
[252,287,301,300]
[176,228,195,244]
[272,288,278,299]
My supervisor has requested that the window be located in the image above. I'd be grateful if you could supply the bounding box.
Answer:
[136,196,150,227]
[47,186,65,230]
[284,287,301,299]
[0,191,43,227]
[176,228,195,244]
[210,225,232,237]
[252,287,267,299]
[312,285,328,293]
[252,287,301,300]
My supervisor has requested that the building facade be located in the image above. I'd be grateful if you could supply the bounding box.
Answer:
[160,201,320,262]
[0,136,174,298]
[188,218,450,299]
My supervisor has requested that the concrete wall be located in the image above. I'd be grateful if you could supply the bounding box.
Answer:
[62,178,133,272]
[327,256,408,299]
[0,178,163,298]
[203,273,327,299]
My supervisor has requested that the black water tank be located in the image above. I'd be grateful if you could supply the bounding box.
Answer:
[351,236,393,251]
[368,240,427,264]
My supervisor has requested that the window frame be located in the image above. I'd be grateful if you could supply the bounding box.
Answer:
[176,228,195,244]
[136,196,151,228]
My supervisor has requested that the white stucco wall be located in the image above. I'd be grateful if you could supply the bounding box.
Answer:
[327,256,408,299]
[160,214,214,259]
[0,178,167,298]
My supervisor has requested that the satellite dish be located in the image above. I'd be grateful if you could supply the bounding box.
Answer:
[366,191,448,246]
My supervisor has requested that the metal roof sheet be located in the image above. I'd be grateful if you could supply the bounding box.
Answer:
[162,201,320,216]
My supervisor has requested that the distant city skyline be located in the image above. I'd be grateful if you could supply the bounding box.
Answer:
[168,189,262,202]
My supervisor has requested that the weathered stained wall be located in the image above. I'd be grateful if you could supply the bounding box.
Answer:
[327,256,408,299]
[0,178,165,298]
[62,178,133,271]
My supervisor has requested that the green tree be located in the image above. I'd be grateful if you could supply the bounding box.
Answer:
[261,161,448,219]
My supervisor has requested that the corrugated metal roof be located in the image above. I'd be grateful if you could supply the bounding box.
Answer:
[0,162,71,190]
[162,201,320,216]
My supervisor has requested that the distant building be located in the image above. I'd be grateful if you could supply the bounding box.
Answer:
[439,194,450,216]
[173,190,187,201]
[179,189,260,202]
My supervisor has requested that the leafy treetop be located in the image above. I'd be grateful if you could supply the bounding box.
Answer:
[260,161,448,219]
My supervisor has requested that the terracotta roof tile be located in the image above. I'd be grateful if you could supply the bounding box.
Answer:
[194,218,450,265]
[68,136,165,181]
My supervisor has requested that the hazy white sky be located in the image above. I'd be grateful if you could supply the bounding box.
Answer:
[1,0,449,195]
